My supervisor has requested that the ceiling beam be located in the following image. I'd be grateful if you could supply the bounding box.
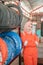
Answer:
[30,5,43,13]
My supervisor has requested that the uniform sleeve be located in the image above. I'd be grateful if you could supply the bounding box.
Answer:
[20,31,27,47]
[20,32,26,43]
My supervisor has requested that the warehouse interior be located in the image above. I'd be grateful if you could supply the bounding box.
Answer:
[0,0,43,65]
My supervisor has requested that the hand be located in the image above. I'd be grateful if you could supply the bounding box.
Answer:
[35,41,39,46]
[24,40,28,46]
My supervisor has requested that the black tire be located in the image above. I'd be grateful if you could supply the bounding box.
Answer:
[0,3,22,32]
[6,3,22,26]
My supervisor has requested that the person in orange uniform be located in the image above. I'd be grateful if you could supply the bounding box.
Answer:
[21,21,39,65]
[0,38,8,65]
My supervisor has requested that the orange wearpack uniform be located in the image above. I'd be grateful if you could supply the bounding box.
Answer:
[21,31,39,65]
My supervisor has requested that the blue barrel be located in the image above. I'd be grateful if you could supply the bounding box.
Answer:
[0,31,22,65]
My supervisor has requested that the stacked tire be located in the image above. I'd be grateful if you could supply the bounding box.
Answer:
[0,31,22,65]
[0,2,22,32]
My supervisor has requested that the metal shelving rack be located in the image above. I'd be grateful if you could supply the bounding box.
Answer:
[0,0,22,65]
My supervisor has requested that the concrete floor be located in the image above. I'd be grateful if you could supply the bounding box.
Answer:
[10,60,43,65]
[10,62,43,65]
[10,57,19,65]
[9,57,43,65]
